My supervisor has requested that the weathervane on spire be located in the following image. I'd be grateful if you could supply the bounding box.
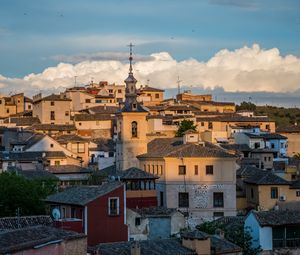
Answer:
[127,43,135,74]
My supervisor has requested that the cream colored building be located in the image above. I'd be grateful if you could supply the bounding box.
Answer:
[32,93,72,124]
[137,132,237,224]
[137,85,164,106]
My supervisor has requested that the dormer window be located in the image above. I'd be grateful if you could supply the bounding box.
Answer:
[132,103,137,110]
[132,121,138,138]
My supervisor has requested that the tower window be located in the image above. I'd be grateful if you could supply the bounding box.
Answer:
[132,121,138,137]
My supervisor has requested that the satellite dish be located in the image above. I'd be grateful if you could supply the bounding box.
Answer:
[52,208,61,220]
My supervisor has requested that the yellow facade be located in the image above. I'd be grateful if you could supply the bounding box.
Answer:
[245,184,300,210]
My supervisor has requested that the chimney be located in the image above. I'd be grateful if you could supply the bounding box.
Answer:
[182,231,211,255]
[131,241,141,255]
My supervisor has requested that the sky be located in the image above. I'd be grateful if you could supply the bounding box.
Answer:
[0,0,300,105]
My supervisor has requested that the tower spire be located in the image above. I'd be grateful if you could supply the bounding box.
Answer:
[128,43,134,74]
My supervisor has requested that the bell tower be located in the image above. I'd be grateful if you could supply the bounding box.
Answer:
[116,44,149,171]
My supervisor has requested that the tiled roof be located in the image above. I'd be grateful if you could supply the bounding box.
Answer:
[30,124,76,131]
[18,170,58,180]
[244,133,287,140]
[210,235,242,254]
[45,181,123,206]
[120,167,158,180]
[46,165,92,174]
[236,165,264,178]
[132,207,179,217]
[3,117,40,126]
[137,138,236,159]
[220,144,251,152]
[277,201,300,211]
[0,151,66,161]
[91,239,196,255]
[138,86,164,92]
[38,94,71,102]
[120,102,149,113]
[74,113,113,121]
[244,171,289,185]
[290,180,300,189]
[22,133,45,150]
[0,215,53,232]
[196,115,271,123]
[87,105,119,114]
[0,225,85,254]
[252,210,300,226]
[181,230,209,240]
[55,134,88,143]
[91,138,114,152]
[277,125,300,133]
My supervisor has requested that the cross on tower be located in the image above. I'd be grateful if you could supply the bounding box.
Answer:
[127,43,135,74]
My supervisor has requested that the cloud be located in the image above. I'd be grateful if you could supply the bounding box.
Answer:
[0,44,300,97]
[51,52,155,63]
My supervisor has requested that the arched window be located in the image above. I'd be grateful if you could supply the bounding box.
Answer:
[132,121,138,137]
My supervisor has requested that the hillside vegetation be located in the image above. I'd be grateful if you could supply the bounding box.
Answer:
[237,102,300,128]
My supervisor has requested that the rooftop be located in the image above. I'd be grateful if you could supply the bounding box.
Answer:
[46,165,92,174]
[45,181,123,206]
[244,171,290,185]
[120,167,158,180]
[0,215,53,232]
[30,124,76,131]
[251,210,300,226]
[137,137,236,159]
[0,225,85,254]
[91,239,196,255]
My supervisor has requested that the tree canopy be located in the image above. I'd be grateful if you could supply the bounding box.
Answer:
[0,172,57,217]
[176,119,197,137]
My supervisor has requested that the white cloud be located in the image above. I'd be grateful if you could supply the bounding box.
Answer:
[0,44,300,96]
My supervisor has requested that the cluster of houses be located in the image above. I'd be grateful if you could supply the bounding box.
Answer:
[0,49,300,254]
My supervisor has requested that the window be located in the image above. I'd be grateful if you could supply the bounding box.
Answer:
[54,160,60,166]
[213,212,224,218]
[118,89,122,93]
[131,121,138,137]
[206,165,214,175]
[108,197,119,216]
[50,111,55,120]
[254,142,260,149]
[135,217,141,226]
[50,144,54,148]
[296,191,300,197]
[6,109,9,113]
[28,105,31,109]
[51,101,55,106]
[85,99,91,103]
[208,122,213,129]
[201,122,205,127]
[109,89,113,93]
[178,165,186,175]
[251,188,254,199]
[178,192,189,207]
[155,93,159,99]
[280,142,284,149]
[79,122,82,126]
[65,111,69,116]
[194,165,198,175]
[71,207,76,218]
[78,143,85,153]
[160,191,164,206]
[271,143,275,149]
[271,187,278,199]
[213,192,224,207]
[266,124,270,130]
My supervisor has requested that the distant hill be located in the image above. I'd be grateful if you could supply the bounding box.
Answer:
[237,101,300,128]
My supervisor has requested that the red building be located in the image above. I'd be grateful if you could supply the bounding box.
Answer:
[46,182,128,246]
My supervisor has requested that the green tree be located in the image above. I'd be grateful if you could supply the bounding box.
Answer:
[236,101,257,111]
[197,220,261,255]
[0,172,57,217]
[175,119,197,137]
